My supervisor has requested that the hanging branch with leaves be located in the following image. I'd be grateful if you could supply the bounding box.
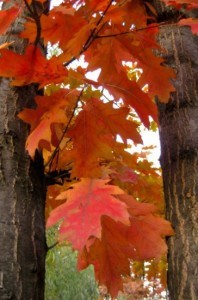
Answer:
[0,0,197,297]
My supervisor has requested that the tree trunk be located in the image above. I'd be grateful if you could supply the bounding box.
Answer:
[153,2,198,299]
[0,3,46,300]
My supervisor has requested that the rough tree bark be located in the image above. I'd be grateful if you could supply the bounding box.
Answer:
[0,2,47,299]
[153,1,198,299]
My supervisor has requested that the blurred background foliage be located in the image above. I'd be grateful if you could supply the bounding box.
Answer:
[45,227,99,300]
[45,228,167,300]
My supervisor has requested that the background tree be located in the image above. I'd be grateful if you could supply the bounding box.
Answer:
[0,0,197,299]
[0,1,49,299]
[151,0,198,298]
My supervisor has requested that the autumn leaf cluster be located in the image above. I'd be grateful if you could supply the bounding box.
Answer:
[0,0,197,297]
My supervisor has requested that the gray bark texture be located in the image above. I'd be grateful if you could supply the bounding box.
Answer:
[153,1,198,299]
[0,2,46,300]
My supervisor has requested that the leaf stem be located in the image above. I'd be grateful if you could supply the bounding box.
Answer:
[32,0,42,46]
[63,0,115,67]
[45,87,85,169]
[23,0,44,46]
[95,22,167,39]
[23,0,34,16]
[47,241,59,251]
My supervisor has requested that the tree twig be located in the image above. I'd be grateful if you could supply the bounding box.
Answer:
[47,241,59,251]
[45,87,85,169]
[32,0,42,46]
[95,22,167,39]
[63,0,115,67]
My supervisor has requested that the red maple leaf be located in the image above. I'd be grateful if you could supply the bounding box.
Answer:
[47,179,130,250]
[78,195,173,297]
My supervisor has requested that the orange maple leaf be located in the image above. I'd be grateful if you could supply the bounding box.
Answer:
[65,98,142,177]
[0,45,67,87]
[18,89,77,157]
[113,28,175,102]
[87,99,142,144]
[67,107,114,177]
[86,76,157,128]
[0,5,20,35]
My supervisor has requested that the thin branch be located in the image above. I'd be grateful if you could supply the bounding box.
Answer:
[45,169,72,186]
[83,0,115,49]
[45,87,85,169]
[98,0,115,26]
[64,56,77,67]
[63,0,115,67]
[23,0,43,46]
[32,0,42,46]
[95,22,166,39]
[23,0,34,16]
[47,241,59,251]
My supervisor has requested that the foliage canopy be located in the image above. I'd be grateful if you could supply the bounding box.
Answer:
[0,0,197,297]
